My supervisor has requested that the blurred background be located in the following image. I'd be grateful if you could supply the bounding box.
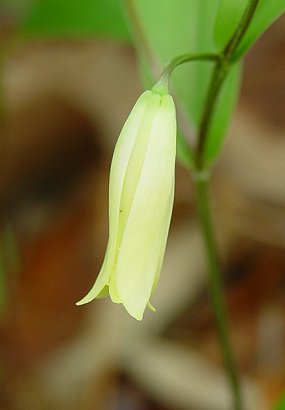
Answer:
[0,1,285,409]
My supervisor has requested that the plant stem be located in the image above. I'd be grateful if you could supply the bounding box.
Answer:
[195,0,260,169]
[224,0,261,61]
[194,174,242,410]
[153,53,220,95]
[195,59,228,170]
[193,2,261,409]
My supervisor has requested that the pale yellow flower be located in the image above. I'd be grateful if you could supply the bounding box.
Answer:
[77,89,176,320]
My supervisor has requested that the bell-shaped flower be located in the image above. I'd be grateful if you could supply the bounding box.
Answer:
[76,89,176,320]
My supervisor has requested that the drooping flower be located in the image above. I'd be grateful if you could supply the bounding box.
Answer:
[77,89,176,320]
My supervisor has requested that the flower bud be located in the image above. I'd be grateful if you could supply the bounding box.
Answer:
[77,89,176,320]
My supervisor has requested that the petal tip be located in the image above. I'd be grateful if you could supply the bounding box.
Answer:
[123,302,145,321]
[132,312,144,321]
[75,295,92,306]
[147,302,156,312]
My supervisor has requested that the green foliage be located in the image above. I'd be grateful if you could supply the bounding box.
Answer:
[204,62,241,165]
[214,0,248,49]
[131,0,241,168]
[205,0,285,164]
[21,0,130,40]
[215,0,285,60]
[130,0,285,168]
[233,0,285,60]
[134,0,218,126]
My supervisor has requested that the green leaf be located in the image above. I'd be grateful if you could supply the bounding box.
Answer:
[233,0,285,60]
[214,0,248,50]
[129,0,242,167]
[21,0,130,40]
[130,0,220,158]
[133,0,220,127]
[214,1,285,60]
[204,62,242,165]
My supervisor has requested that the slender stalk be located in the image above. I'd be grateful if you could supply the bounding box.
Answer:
[153,53,220,94]
[193,2,261,409]
[224,0,260,61]
[194,175,242,410]
[195,0,261,169]
[195,59,228,169]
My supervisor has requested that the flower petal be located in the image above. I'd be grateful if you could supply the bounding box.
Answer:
[151,182,175,294]
[109,92,161,301]
[76,246,113,305]
[77,91,152,305]
[115,95,176,320]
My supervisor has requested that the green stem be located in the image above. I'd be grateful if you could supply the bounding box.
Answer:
[192,1,262,408]
[224,0,260,61]
[153,53,220,94]
[195,0,261,169]
[195,59,229,169]
[194,175,242,410]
